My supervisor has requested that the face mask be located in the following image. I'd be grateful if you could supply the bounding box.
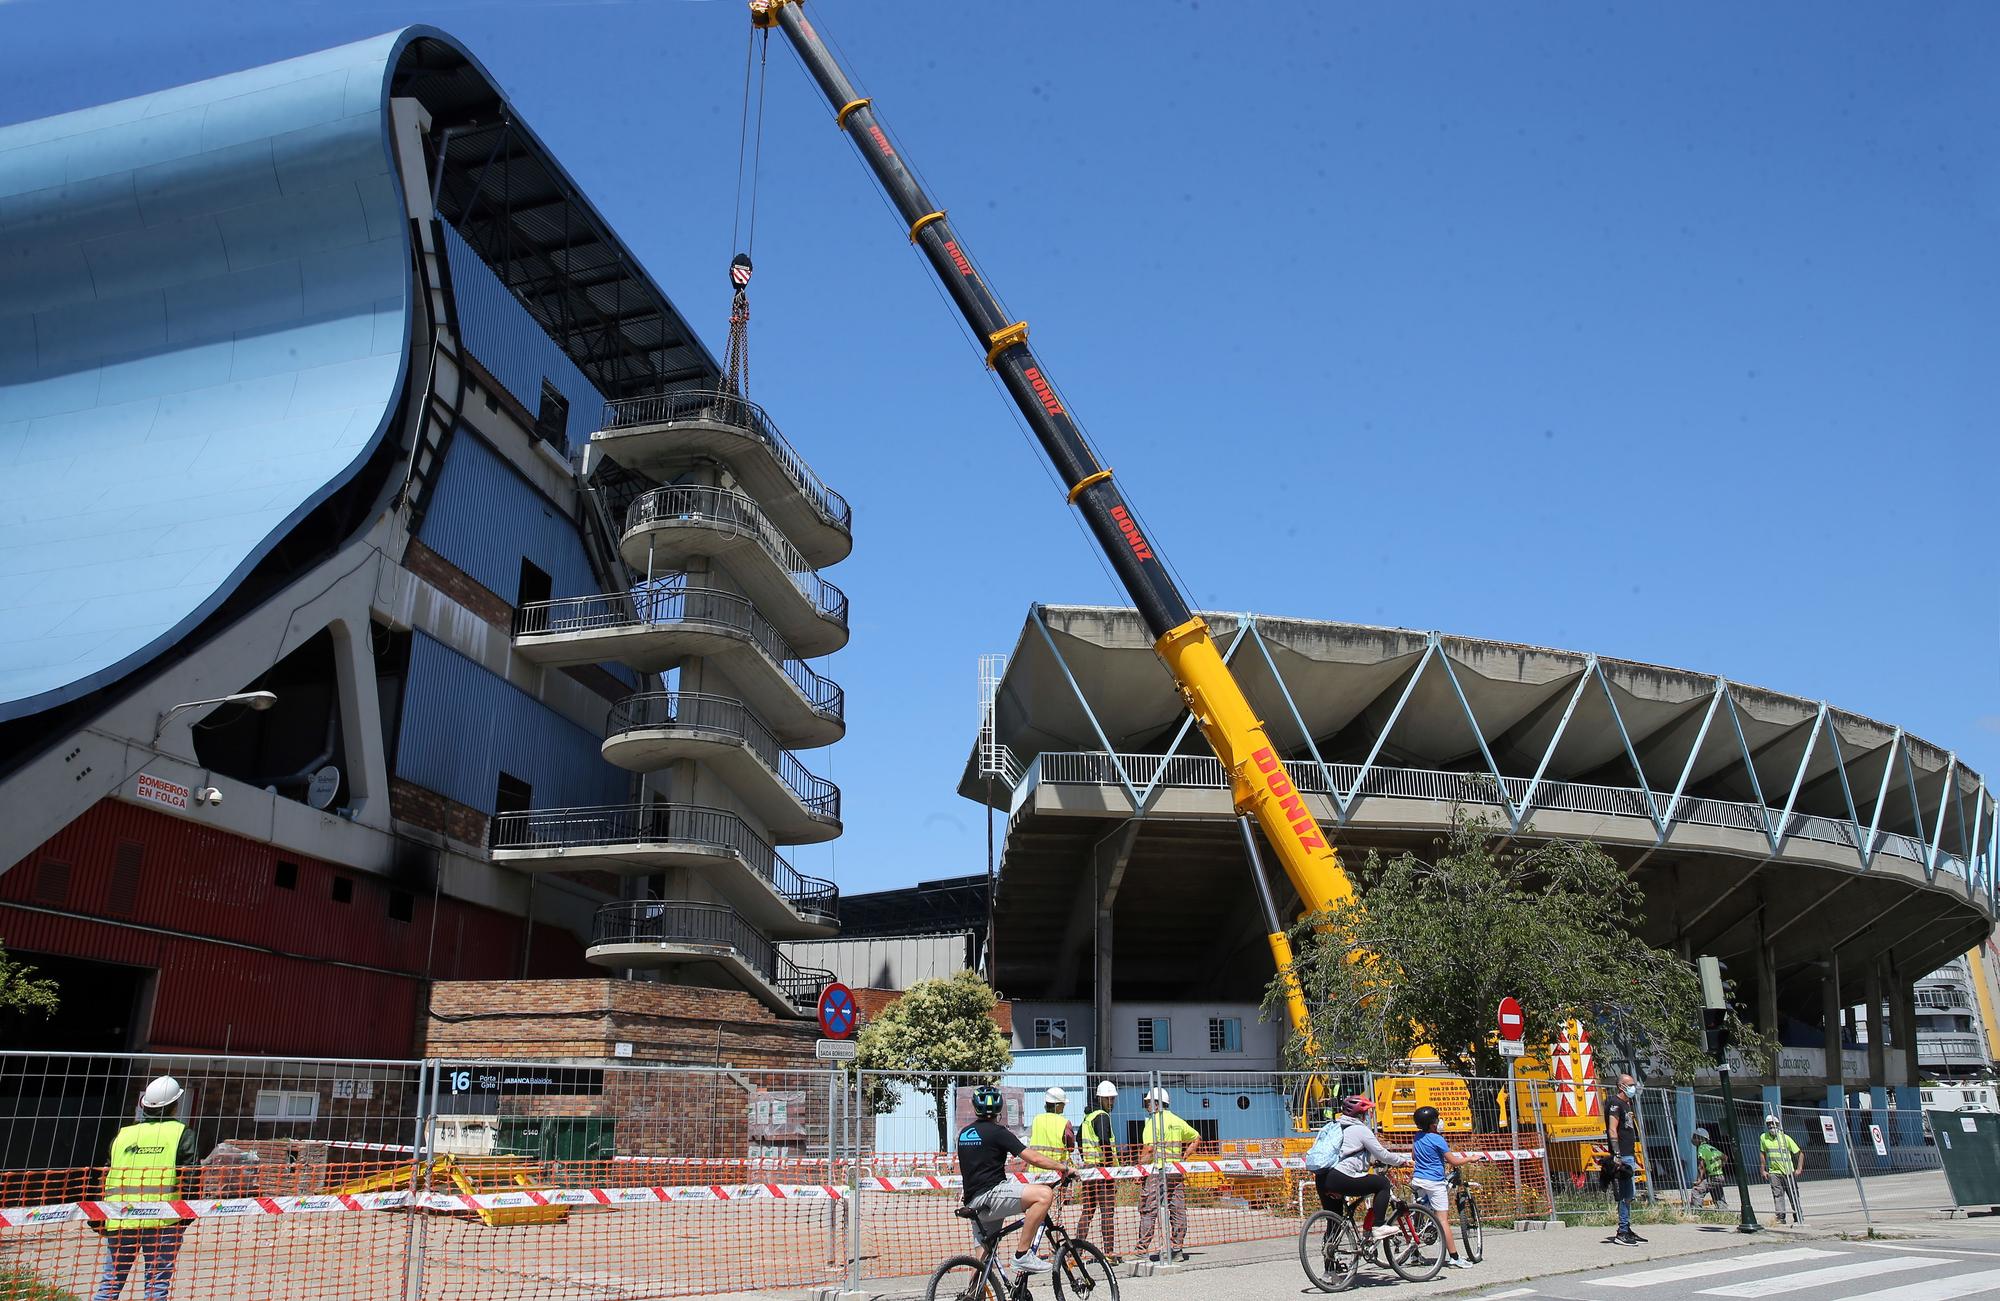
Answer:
[1622,1084,1635,1096]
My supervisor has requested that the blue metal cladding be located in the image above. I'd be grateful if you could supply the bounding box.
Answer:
[395,631,627,814]
[441,221,606,451]
[419,432,599,602]
[0,32,421,721]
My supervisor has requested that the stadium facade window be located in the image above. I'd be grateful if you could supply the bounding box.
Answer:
[1208,1017,1243,1054]
[1136,1017,1170,1054]
[1032,1017,1067,1049]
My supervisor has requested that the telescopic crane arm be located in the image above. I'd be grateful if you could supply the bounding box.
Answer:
[750,0,1356,1042]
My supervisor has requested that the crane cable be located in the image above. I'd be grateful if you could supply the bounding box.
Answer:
[726,26,771,398]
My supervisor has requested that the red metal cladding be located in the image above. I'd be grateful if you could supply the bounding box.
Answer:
[0,799,590,1057]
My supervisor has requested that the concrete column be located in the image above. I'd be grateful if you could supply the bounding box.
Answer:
[1093,892,1113,1075]
[1822,950,1845,1102]
[1865,962,1887,1089]
[1761,1084,1783,1118]
[1889,961,1921,1087]
[1757,910,1780,1039]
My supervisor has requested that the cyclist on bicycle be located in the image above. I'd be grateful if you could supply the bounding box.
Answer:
[957,1084,1072,1276]
[1410,1105,1474,1269]
[1304,1094,1409,1241]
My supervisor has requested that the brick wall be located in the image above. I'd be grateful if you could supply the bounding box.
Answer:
[404,538,512,628]
[853,987,1014,1037]
[425,980,822,1069]
[390,777,489,846]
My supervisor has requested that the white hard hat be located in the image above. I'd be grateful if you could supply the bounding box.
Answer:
[1146,1086,1169,1106]
[1096,1080,1118,1099]
[141,1076,184,1110]
[1044,1087,1067,1107]
[1765,1115,1780,1125]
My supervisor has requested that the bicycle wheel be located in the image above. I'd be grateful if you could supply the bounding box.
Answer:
[1054,1240,1120,1301]
[1458,1194,1483,1263]
[1388,1205,1446,1282]
[1298,1209,1362,1293]
[927,1255,1004,1301]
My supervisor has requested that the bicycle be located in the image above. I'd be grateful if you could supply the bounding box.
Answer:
[1449,1167,1483,1264]
[928,1175,1120,1301]
[1298,1172,1447,1291]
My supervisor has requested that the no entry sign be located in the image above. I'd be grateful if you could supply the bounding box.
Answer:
[817,982,857,1040]
[1497,997,1524,1042]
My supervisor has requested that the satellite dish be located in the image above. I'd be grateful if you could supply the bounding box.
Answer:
[307,766,341,810]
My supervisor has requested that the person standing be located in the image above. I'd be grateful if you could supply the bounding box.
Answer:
[1409,1106,1474,1268]
[1073,1081,1120,1259]
[1758,1116,1804,1224]
[1604,1072,1645,1246]
[93,1076,197,1301]
[1027,1087,1076,1171]
[1133,1086,1200,1264]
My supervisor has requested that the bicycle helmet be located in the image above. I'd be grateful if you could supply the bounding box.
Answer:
[971,1085,1004,1119]
[1339,1094,1374,1118]
[1412,1105,1440,1132]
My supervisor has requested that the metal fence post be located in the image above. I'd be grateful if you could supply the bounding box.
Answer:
[1507,1060,1523,1204]
[826,1068,840,1271]
[1532,1080,1558,1221]
[406,1058,438,1301]
[847,1067,864,1296]
[1843,1109,1874,1228]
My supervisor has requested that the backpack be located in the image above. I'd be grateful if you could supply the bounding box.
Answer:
[1303,1121,1342,1173]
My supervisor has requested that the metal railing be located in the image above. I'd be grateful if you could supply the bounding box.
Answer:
[589,900,835,1009]
[489,802,838,924]
[600,389,852,535]
[605,691,840,823]
[624,485,849,628]
[513,586,843,724]
[1031,751,1979,879]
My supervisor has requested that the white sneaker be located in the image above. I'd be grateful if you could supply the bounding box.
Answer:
[1370,1225,1400,1241]
[1446,1257,1474,1269]
[1013,1253,1053,1275]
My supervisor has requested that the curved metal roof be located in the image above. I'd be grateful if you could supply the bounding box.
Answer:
[0,29,718,722]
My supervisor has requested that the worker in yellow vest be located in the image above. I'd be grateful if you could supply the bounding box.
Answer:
[1027,1087,1077,1171]
[1134,1086,1201,1264]
[92,1076,198,1301]
[1073,1080,1120,1259]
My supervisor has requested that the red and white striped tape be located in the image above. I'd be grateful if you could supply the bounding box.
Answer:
[0,1150,1547,1226]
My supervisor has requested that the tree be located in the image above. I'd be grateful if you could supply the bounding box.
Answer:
[0,944,60,1020]
[1264,814,1773,1085]
[853,970,1012,1150]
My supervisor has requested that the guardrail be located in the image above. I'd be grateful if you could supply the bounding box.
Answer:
[589,900,835,1009]
[1031,751,1977,882]
[513,587,843,724]
[490,803,837,924]
[625,485,849,628]
[605,691,840,824]
[599,389,852,536]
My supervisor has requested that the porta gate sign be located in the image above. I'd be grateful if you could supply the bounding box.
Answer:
[817,982,857,1040]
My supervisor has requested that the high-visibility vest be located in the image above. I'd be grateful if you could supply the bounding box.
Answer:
[1028,1112,1072,1166]
[1081,1109,1113,1165]
[1146,1109,1199,1161]
[1759,1131,1799,1175]
[103,1120,186,1230]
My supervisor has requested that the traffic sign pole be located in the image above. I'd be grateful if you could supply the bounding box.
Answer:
[1499,997,1525,1201]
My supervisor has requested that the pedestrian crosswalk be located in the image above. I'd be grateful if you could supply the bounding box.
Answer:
[1578,1246,2000,1301]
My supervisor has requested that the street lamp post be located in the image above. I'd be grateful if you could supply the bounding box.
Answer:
[153,690,278,741]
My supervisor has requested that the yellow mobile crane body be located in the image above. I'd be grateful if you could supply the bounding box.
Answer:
[748,0,1353,1050]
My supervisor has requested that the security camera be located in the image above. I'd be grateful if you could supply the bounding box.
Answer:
[198,787,223,807]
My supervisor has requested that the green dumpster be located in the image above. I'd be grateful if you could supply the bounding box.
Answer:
[1928,1110,2000,1211]
[495,1116,617,1162]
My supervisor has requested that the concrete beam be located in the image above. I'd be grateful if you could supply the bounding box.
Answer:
[1822,950,1845,1093]
[1865,962,1886,1087]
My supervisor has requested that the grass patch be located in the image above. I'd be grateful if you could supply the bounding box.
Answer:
[0,1269,82,1301]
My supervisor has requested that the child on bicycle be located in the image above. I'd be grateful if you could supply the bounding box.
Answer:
[1304,1095,1409,1242]
[1410,1105,1474,1269]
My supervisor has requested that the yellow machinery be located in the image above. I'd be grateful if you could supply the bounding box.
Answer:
[334,1155,570,1228]
[746,0,1352,1066]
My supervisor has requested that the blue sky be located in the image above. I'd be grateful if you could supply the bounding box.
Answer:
[3,0,1994,895]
